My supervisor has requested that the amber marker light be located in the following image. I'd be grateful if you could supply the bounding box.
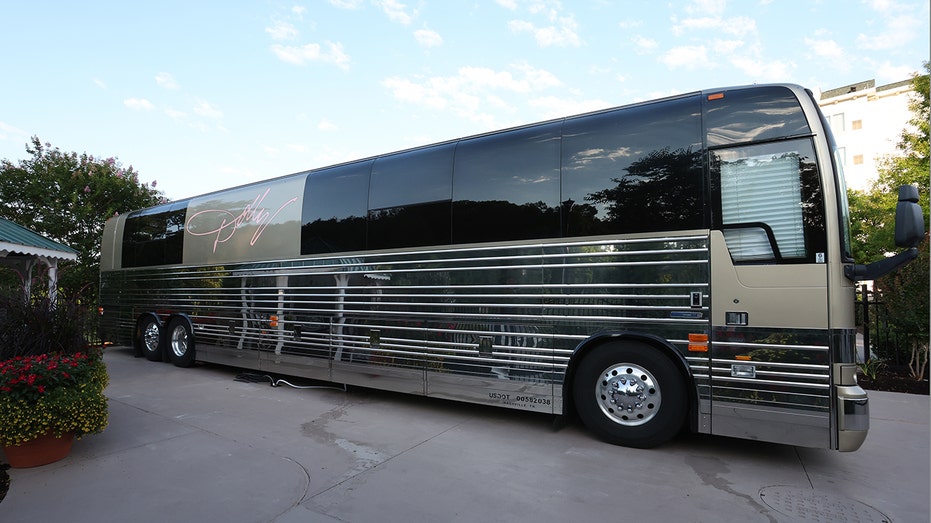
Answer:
[735,355,752,361]
[707,92,725,101]
[688,333,709,352]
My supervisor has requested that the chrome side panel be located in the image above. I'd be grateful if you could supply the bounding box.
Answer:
[100,234,711,417]
[709,326,831,448]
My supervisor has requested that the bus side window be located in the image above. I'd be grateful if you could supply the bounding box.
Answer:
[368,143,454,250]
[301,161,371,255]
[561,95,704,237]
[452,122,561,244]
[121,203,186,267]
[711,139,826,263]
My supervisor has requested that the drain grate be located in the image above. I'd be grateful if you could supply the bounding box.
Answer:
[759,486,891,522]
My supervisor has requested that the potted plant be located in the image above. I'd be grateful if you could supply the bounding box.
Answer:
[0,291,109,468]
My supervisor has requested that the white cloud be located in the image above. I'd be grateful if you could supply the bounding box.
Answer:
[382,77,447,109]
[155,72,180,90]
[266,20,299,41]
[728,53,794,81]
[0,121,28,142]
[494,0,518,9]
[685,0,726,17]
[526,95,612,119]
[713,39,743,54]
[875,61,920,83]
[804,37,846,61]
[271,41,351,70]
[124,98,155,111]
[672,15,756,37]
[512,62,562,90]
[375,0,415,25]
[857,14,923,50]
[328,0,364,8]
[414,28,442,48]
[164,107,187,120]
[632,35,657,54]
[193,100,223,119]
[92,78,107,89]
[382,63,564,126]
[317,119,337,131]
[508,14,582,47]
[660,46,711,70]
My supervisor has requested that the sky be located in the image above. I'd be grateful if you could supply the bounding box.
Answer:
[0,0,928,202]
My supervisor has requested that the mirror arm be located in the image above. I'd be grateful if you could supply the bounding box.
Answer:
[844,248,919,281]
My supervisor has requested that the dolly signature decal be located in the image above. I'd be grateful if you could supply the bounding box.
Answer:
[186,188,298,252]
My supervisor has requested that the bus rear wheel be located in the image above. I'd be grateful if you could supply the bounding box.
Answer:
[138,316,163,362]
[167,317,196,368]
[573,342,686,448]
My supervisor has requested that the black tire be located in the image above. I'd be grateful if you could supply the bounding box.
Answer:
[573,342,686,448]
[166,317,196,368]
[138,316,163,362]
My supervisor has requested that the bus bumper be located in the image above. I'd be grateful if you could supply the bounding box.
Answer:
[836,384,869,451]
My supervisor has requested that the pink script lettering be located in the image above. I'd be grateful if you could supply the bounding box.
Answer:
[186,188,299,252]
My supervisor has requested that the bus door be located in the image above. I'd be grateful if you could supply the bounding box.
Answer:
[708,137,833,448]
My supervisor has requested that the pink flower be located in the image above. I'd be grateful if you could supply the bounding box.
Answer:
[84,185,91,193]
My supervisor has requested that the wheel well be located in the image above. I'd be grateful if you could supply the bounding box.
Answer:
[563,333,698,427]
[166,313,194,334]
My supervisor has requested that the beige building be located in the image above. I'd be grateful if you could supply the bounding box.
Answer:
[816,79,915,191]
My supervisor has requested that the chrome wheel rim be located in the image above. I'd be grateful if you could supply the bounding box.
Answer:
[595,363,661,427]
[143,323,160,352]
[171,325,189,358]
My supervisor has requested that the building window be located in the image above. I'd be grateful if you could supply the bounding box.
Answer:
[851,119,862,130]
[853,154,864,165]
[828,113,845,133]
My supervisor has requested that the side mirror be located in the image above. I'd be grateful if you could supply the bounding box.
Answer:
[895,184,924,248]
[845,184,925,281]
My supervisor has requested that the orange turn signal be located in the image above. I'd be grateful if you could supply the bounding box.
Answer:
[269,315,279,328]
[688,333,709,352]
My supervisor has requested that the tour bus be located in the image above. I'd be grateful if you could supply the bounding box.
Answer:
[99,84,924,450]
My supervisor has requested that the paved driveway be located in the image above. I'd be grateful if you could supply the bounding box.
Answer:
[2,347,927,522]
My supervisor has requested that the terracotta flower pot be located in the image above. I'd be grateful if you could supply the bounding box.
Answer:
[2,432,74,468]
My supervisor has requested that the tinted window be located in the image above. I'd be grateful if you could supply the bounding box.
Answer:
[453,123,561,244]
[301,161,372,255]
[369,143,454,209]
[367,143,454,250]
[368,201,451,250]
[122,202,186,267]
[561,95,704,237]
[704,86,811,146]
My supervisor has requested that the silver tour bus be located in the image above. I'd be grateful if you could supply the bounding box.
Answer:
[99,84,923,450]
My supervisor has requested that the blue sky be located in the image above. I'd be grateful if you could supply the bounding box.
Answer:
[1,0,928,201]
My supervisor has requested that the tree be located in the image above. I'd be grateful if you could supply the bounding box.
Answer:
[848,62,930,263]
[0,136,165,302]
[848,63,930,380]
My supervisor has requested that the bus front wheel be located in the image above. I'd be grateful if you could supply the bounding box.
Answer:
[573,342,686,448]
[167,317,196,368]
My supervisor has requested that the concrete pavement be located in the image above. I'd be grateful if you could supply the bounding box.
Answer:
[1,346,928,522]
